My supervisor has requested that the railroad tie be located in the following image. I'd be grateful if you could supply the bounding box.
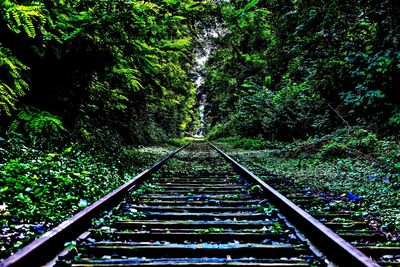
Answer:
[1,142,384,267]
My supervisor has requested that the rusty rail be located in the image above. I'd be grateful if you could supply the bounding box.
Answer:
[0,143,189,267]
[209,141,380,267]
[2,141,383,267]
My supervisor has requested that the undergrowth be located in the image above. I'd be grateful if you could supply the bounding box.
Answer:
[214,129,400,230]
[212,136,278,150]
[0,134,173,259]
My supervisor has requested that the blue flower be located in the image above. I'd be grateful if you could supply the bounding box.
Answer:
[347,192,362,202]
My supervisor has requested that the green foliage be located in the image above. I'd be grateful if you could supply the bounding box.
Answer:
[250,185,262,194]
[0,142,123,257]
[195,227,224,234]
[321,141,348,158]
[208,124,229,140]
[222,193,242,200]
[387,107,400,130]
[203,0,400,139]
[348,128,378,152]
[319,127,379,158]
[0,45,29,115]
[0,145,122,224]
[68,0,204,143]
[213,136,278,150]
[342,49,400,111]
[0,0,62,114]
[268,80,324,137]
[230,138,400,230]
[164,138,191,147]
[131,182,163,202]
[1,0,47,38]
[0,134,171,257]
[257,205,278,217]
[0,0,208,146]
[8,106,65,147]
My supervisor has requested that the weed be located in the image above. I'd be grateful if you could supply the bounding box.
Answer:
[223,194,241,200]
[195,228,224,234]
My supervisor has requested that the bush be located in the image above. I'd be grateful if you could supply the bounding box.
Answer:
[213,136,278,150]
[8,106,65,148]
[231,138,267,150]
[212,136,241,143]
[321,141,348,158]
[208,124,226,140]
[316,127,379,158]
[388,109,400,130]
[347,128,378,153]
[164,138,191,147]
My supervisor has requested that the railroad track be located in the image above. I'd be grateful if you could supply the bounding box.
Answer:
[1,142,391,266]
[245,163,400,266]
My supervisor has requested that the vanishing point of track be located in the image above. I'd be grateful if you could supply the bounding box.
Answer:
[0,142,390,266]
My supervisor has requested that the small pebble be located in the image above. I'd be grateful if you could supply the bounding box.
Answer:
[382,255,394,260]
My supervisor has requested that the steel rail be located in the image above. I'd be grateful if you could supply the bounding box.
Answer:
[209,141,380,267]
[0,143,190,267]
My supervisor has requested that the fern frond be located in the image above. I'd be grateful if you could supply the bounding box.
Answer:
[17,107,64,132]
[0,45,29,115]
[3,2,47,38]
[0,83,16,116]
[161,38,191,50]
[8,106,65,145]
[131,1,158,11]
[112,65,143,91]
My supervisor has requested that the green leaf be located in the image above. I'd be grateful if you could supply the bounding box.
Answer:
[243,0,260,11]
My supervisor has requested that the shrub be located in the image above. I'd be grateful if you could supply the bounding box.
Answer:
[165,138,191,147]
[321,141,348,158]
[8,106,65,148]
[388,109,400,131]
[208,124,226,140]
[213,136,278,150]
[347,128,378,153]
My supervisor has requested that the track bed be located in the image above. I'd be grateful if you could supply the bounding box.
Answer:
[1,142,385,267]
